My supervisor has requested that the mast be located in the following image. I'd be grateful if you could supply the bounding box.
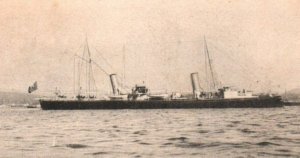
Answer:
[83,37,93,98]
[204,38,209,91]
[122,45,126,88]
[78,62,81,96]
[73,37,109,99]
[204,36,216,91]
[76,37,92,98]
[86,38,92,97]
[73,56,76,95]
[86,44,88,96]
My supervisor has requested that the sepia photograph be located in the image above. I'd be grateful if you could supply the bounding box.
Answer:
[0,0,299,157]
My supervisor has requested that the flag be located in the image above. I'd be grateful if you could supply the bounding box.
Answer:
[28,81,38,93]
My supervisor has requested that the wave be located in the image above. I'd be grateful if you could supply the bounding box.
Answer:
[65,144,89,149]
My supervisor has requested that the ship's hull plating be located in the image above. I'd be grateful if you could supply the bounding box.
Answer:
[40,96,283,110]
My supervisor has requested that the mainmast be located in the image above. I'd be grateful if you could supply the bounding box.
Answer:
[204,38,209,91]
[122,45,126,88]
[75,37,94,99]
[204,36,217,91]
[86,37,92,97]
[73,55,75,94]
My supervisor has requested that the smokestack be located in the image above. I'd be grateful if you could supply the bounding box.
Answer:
[110,74,119,95]
[191,72,201,99]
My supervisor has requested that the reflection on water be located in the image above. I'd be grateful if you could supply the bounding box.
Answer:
[0,106,300,157]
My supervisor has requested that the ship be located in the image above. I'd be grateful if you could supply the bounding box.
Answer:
[39,38,283,110]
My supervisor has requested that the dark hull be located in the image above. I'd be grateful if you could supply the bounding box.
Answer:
[40,96,283,110]
[283,101,300,106]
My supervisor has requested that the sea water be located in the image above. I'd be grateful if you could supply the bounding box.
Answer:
[0,106,299,157]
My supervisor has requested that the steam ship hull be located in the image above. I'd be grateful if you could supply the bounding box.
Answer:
[40,96,283,110]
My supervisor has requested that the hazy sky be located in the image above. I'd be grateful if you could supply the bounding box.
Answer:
[0,0,299,94]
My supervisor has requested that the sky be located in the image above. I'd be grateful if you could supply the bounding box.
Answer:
[0,0,299,95]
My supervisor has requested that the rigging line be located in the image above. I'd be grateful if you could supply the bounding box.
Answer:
[122,45,126,88]
[208,43,260,82]
[206,44,271,90]
[90,64,98,94]
[93,47,115,71]
[94,39,205,47]
[116,75,131,93]
[207,43,251,73]
[89,61,92,95]
[204,51,257,85]
[204,39,210,91]
[85,37,92,95]
[90,60,110,76]
[71,44,84,57]
[74,54,110,76]
[73,56,76,94]
[146,22,173,89]
[78,44,87,93]
[204,36,217,90]
[86,45,88,95]
[77,62,81,95]
[208,41,259,75]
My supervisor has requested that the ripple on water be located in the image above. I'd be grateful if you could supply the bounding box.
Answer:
[197,123,202,126]
[167,137,188,142]
[256,141,281,146]
[198,130,210,133]
[231,121,241,124]
[1,126,14,130]
[276,124,286,128]
[133,130,147,135]
[162,142,173,146]
[88,151,109,155]
[258,152,296,157]
[247,123,261,127]
[78,129,92,132]
[239,128,256,134]
[289,130,300,134]
[214,129,225,133]
[226,124,236,128]
[269,136,300,144]
[179,142,205,148]
[139,142,152,145]
[176,141,253,150]
[176,142,220,148]
[275,149,291,153]
[66,144,89,149]
[14,136,23,140]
